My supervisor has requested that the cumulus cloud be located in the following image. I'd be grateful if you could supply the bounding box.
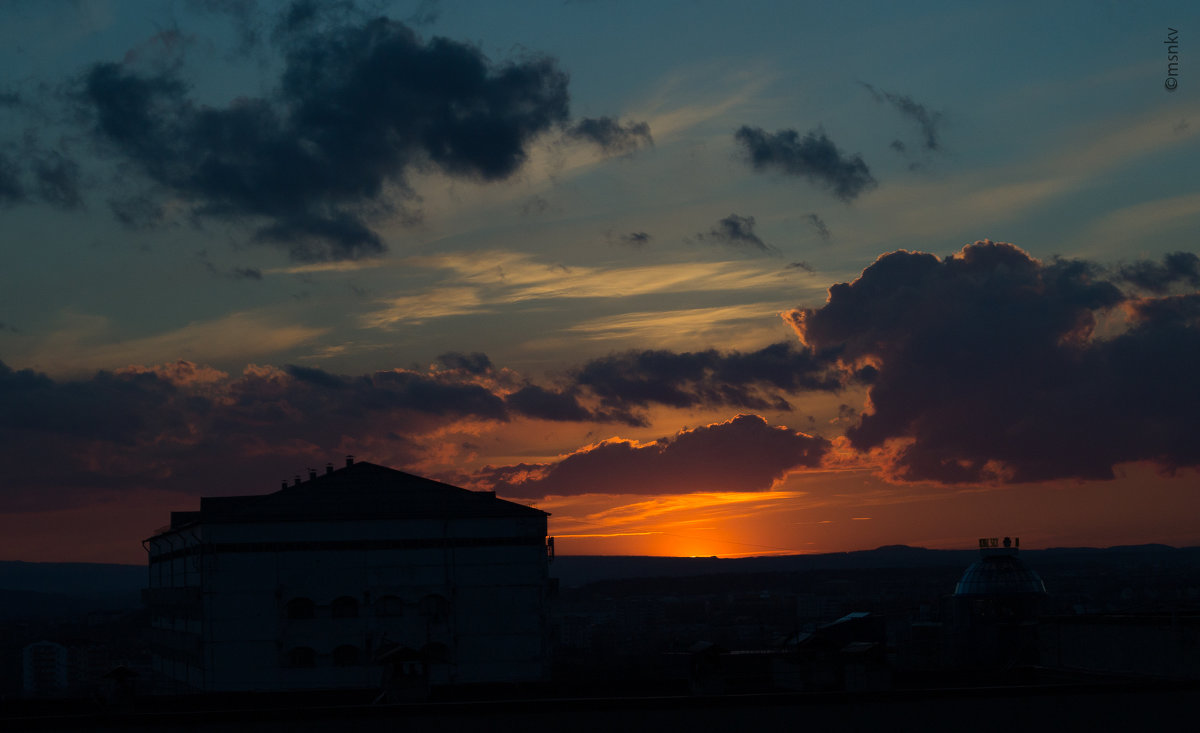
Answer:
[571,341,842,419]
[503,384,595,423]
[1118,251,1200,293]
[734,126,876,201]
[786,240,1200,484]
[566,116,653,155]
[473,414,829,498]
[0,358,545,510]
[860,82,944,152]
[696,213,771,252]
[79,18,571,261]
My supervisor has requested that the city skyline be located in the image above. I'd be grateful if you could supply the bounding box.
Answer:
[1,0,1198,564]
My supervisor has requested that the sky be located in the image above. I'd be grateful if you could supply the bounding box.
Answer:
[1,0,1198,564]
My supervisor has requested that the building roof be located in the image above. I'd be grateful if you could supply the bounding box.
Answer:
[954,552,1047,597]
[162,460,545,532]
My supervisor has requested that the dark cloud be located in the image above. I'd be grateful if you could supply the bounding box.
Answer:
[860,83,944,152]
[1127,292,1200,325]
[734,126,876,201]
[697,213,771,252]
[1118,252,1200,293]
[473,414,829,498]
[504,384,594,422]
[0,153,24,204]
[804,212,830,241]
[3,343,815,510]
[80,18,571,261]
[787,261,815,274]
[32,151,83,209]
[0,357,537,511]
[787,240,1200,484]
[566,116,653,155]
[618,231,652,247]
[109,195,165,229]
[571,341,842,418]
[436,351,492,374]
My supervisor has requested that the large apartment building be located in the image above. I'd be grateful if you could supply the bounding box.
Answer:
[143,457,552,692]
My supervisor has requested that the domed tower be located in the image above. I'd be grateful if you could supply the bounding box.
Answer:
[951,536,1047,671]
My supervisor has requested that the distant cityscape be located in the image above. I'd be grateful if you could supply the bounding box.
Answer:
[1,461,1198,729]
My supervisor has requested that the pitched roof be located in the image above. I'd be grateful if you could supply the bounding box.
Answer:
[166,461,545,530]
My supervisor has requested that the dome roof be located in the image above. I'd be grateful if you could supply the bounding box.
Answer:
[954,553,1046,597]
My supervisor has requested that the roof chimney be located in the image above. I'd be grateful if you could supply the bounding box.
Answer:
[293,475,301,487]
[308,468,317,481]
[346,454,354,468]
[325,463,334,475]
[281,479,288,491]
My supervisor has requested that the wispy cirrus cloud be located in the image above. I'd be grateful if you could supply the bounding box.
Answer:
[361,251,807,328]
[16,309,329,376]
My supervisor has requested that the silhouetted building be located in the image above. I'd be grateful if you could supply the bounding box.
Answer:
[143,457,552,692]
[951,536,1047,669]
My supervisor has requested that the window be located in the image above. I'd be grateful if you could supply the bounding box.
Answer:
[287,646,316,668]
[331,596,359,618]
[375,595,404,617]
[333,645,360,667]
[286,597,315,619]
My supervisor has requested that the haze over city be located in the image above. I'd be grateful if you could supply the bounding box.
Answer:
[1,0,1198,564]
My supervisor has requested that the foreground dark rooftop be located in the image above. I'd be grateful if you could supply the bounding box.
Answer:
[156,460,545,534]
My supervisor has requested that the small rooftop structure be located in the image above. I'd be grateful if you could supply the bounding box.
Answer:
[954,537,1047,597]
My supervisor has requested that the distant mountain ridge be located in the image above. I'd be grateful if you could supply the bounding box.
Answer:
[2,545,1197,603]
[0,561,145,595]
[548,544,1200,587]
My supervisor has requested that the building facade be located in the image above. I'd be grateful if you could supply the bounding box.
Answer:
[22,641,69,697]
[143,458,552,692]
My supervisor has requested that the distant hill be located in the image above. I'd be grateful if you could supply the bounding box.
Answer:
[550,545,1200,587]
[0,562,144,618]
[0,561,145,595]
[3,545,1197,606]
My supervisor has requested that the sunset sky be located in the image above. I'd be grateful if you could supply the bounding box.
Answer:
[2,0,1198,564]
